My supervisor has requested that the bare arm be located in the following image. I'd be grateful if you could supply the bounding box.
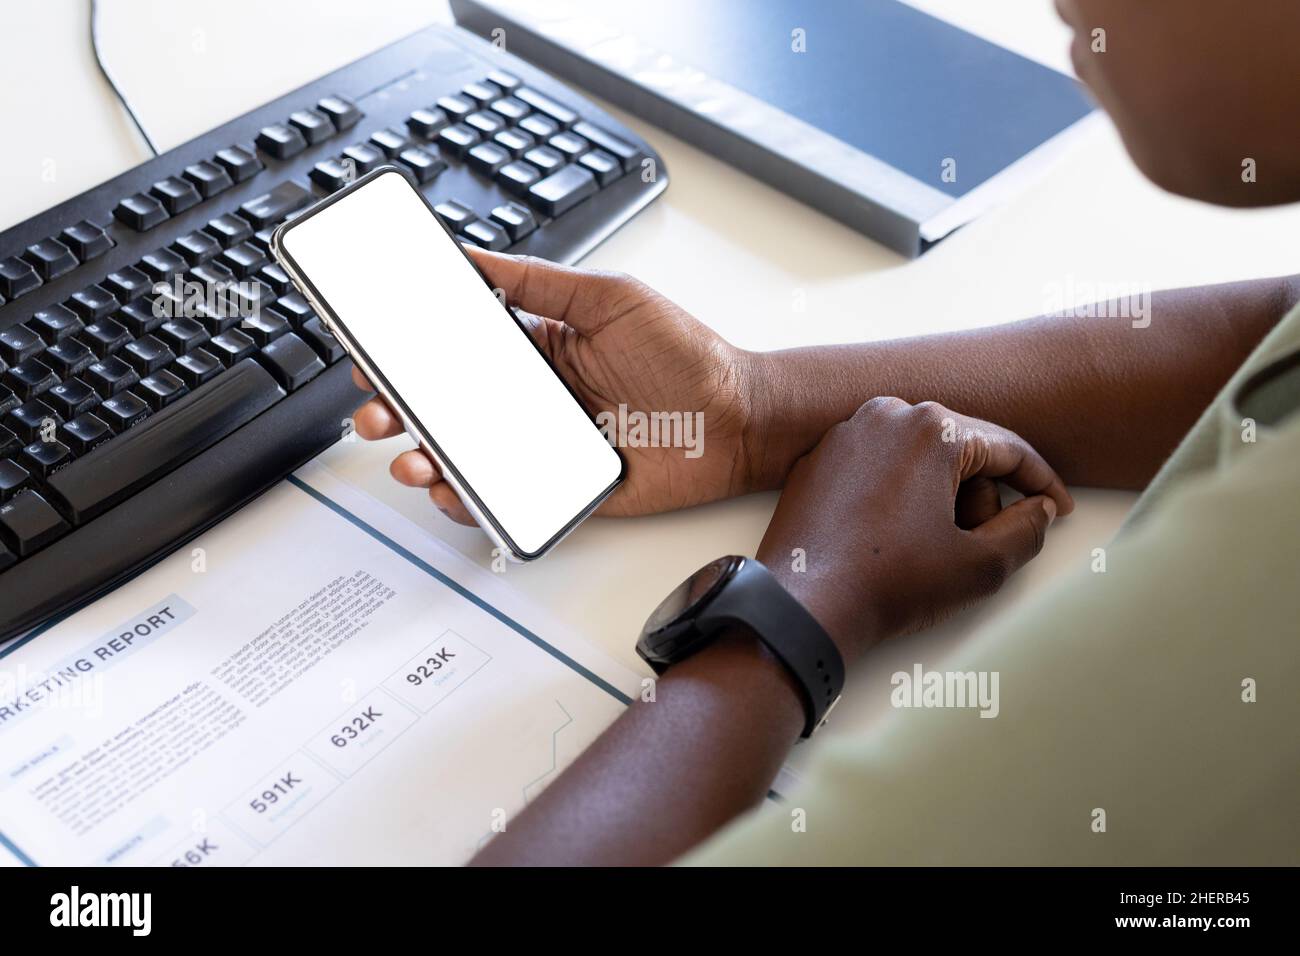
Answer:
[747,275,1300,490]
[469,629,804,867]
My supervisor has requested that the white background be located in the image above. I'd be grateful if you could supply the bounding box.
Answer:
[4,0,1299,759]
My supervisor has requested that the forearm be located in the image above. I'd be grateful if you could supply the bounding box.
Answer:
[746,275,1300,489]
[469,629,805,866]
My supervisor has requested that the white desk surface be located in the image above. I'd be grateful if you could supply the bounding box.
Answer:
[5,0,1300,757]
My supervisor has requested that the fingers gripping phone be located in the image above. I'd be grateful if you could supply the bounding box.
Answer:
[271,167,624,560]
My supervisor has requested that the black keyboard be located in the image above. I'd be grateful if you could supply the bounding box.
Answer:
[0,24,667,640]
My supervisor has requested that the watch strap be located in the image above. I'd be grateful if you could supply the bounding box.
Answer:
[707,559,845,738]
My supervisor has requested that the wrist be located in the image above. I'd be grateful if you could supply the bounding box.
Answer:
[739,349,805,492]
[756,546,881,667]
[667,624,806,741]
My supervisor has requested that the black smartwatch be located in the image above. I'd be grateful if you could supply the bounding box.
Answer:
[636,556,844,738]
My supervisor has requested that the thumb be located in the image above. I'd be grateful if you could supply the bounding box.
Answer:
[465,247,630,336]
[969,494,1057,578]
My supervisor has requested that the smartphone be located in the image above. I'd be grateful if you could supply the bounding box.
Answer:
[271,167,624,560]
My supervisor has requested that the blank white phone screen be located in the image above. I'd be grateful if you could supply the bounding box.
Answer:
[279,170,622,556]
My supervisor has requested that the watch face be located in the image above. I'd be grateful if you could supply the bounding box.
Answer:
[642,556,740,636]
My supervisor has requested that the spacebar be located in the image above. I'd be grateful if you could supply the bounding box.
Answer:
[47,359,286,524]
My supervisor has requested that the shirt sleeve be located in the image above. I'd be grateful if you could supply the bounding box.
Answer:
[681,419,1300,866]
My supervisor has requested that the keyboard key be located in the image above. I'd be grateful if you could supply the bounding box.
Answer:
[214,144,263,182]
[0,256,42,299]
[289,109,334,144]
[462,80,502,106]
[486,69,521,91]
[524,145,566,175]
[218,242,268,279]
[489,96,529,123]
[248,222,280,254]
[256,123,308,159]
[225,280,273,317]
[578,148,625,186]
[433,200,476,230]
[78,317,132,357]
[59,220,115,261]
[3,359,58,400]
[549,130,590,161]
[0,458,29,502]
[148,281,186,325]
[30,304,85,344]
[172,230,221,266]
[436,122,480,157]
[256,261,293,296]
[528,164,599,217]
[158,317,208,355]
[122,334,176,375]
[171,347,222,387]
[190,262,237,311]
[115,300,165,338]
[83,356,139,397]
[45,378,99,419]
[0,489,70,557]
[397,146,447,184]
[268,292,313,328]
[103,265,152,302]
[317,95,362,131]
[467,141,511,175]
[239,311,290,347]
[44,339,95,378]
[341,142,385,175]
[45,358,284,524]
[208,329,257,366]
[239,181,311,229]
[518,113,559,140]
[0,325,44,364]
[407,107,448,140]
[310,158,353,192]
[183,160,235,199]
[150,177,202,215]
[465,110,505,136]
[460,219,509,251]
[22,238,78,280]
[60,413,112,455]
[204,213,253,248]
[20,439,73,480]
[437,94,475,119]
[369,127,410,158]
[259,332,325,390]
[0,389,17,420]
[138,247,187,282]
[66,284,120,322]
[515,88,577,128]
[497,160,542,197]
[489,201,538,242]
[299,317,345,363]
[493,127,535,158]
[96,391,150,432]
[136,369,189,409]
[572,121,641,171]
[114,192,169,230]
[7,399,61,443]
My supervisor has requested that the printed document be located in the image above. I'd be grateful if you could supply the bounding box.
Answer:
[0,462,640,866]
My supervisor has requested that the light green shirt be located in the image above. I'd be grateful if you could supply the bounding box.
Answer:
[686,302,1300,865]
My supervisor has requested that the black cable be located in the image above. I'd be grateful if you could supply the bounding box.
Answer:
[89,0,160,156]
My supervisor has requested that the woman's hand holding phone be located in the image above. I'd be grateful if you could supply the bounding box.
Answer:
[351,249,762,524]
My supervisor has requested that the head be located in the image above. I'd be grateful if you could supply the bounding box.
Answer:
[1055,0,1300,207]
